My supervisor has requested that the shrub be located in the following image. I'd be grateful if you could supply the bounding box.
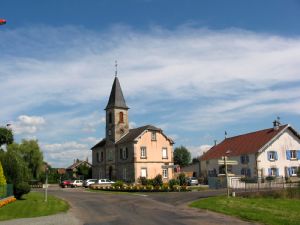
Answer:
[14,182,31,199]
[152,174,163,187]
[178,173,187,186]
[265,176,275,181]
[138,176,148,185]
[168,179,179,189]
[112,180,124,188]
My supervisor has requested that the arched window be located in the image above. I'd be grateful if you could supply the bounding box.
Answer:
[119,112,124,123]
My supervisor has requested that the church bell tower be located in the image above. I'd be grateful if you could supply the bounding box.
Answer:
[105,67,129,143]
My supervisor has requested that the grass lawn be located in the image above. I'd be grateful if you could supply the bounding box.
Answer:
[190,196,300,225]
[0,192,69,221]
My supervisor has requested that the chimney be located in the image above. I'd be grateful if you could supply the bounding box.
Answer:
[224,131,227,139]
[214,140,217,146]
[273,117,281,131]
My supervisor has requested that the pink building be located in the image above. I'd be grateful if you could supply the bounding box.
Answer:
[91,76,174,183]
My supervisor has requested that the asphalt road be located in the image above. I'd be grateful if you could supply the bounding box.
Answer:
[47,187,258,225]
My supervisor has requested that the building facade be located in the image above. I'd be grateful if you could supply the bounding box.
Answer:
[91,76,174,183]
[201,121,300,179]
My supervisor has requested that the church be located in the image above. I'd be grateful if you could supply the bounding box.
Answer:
[91,75,174,183]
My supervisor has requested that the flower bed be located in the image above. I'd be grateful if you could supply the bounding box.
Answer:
[89,184,190,192]
[0,196,16,208]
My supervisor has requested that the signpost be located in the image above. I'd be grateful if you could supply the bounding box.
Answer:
[218,156,238,197]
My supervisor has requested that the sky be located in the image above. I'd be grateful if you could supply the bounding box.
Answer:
[1,0,300,167]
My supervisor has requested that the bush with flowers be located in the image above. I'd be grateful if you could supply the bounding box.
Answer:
[0,196,16,208]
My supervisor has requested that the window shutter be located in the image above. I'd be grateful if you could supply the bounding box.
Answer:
[120,149,122,159]
[241,168,244,175]
[246,155,249,163]
[126,148,128,159]
[286,150,291,160]
[267,152,271,161]
[276,168,279,177]
[275,152,278,160]
[297,150,300,160]
[247,169,251,177]
[268,168,271,176]
[288,167,292,176]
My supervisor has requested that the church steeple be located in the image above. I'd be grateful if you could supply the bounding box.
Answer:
[105,75,129,143]
[105,77,129,110]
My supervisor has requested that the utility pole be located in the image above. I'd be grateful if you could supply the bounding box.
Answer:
[223,156,230,198]
[45,167,48,202]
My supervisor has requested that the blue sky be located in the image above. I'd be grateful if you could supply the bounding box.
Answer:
[1,0,300,167]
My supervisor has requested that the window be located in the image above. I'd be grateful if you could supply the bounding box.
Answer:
[140,147,147,159]
[108,112,112,124]
[119,112,124,123]
[108,149,113,161]
[122,148,128,159]
[151,132,156,141]
[162,147,168,159]
[219,165,233,174]
[268,151,278,161]
[268,168,279,176]
[241,168,251,177]
[96,152,100,163]
[288,167,298,176]
[240,155,249,164]
[97,152,103,163]
[162,169,168,178]
[286,150,300,160]
[123,168,127,180]
[101,152,104,162]
[141,168,147,178]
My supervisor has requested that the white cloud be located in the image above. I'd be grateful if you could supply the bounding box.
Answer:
[2,25,300,166]
[188,145,212,158]
[12,115,45,134]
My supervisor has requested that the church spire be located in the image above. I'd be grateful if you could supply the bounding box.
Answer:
[105,75,129,110]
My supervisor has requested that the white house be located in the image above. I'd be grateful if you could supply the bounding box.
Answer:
[200,121,300,179]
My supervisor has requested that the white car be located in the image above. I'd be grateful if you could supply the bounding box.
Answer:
[96,179,115,184]
[83,179,98,188]
[71,180,83,187]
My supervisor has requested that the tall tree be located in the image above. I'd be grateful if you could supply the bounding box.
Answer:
[174,146,191,167]
[17,140,44,179]
[0,127,13,148]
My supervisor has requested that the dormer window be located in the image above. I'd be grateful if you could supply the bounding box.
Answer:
[119,112,124,123]
[151,131,156,141]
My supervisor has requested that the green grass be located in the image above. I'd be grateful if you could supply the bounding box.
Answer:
[0,192,69,221]
[190,196,300,225]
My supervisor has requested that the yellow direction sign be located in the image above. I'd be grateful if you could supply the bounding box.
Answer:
[218,160,238,165]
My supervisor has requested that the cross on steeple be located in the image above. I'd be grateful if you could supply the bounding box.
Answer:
[115,60,118,77]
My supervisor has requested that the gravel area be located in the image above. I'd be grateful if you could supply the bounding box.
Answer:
[0,212,82,225]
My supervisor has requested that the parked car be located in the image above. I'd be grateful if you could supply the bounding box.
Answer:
[187,177,199,186]
[96,179,115,184]
[71,180,83,188]
[83,179,98,188]
[60,180,72,188]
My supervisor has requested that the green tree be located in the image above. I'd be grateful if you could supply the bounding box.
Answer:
[77,164,92,179]
[0,148,31,199]
[15,140,44,179]
[0,161,6,185]
[174,146,191,167]
[0,127,13,148]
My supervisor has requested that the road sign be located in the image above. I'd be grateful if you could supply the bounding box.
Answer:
[218,160,238,165]
[161,165,177,169]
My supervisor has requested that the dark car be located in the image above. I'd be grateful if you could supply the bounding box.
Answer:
[60,180,72,188]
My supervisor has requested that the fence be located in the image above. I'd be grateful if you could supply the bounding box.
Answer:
[208,176,299,191]
[0,184,13,199]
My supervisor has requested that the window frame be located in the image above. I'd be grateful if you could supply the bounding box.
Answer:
[162,169,168,178]
[162,147,168,159]
[291,150,297,159]
[140,146,147,159]
[151,131,156,141]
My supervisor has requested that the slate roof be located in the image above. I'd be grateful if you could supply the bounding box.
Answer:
[201,124,290,161]
[105,77,129,110]
[66,160,92,170]
[91,138,106,150]
[116,125,162,145]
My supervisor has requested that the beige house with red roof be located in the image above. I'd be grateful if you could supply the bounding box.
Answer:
[91,76,174,183]
[200,121,300,179]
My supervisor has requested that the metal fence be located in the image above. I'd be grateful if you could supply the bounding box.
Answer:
[0,184,13,199]
[208,176,299,191]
